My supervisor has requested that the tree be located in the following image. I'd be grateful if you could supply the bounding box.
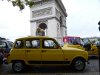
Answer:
[2,0,34,10]
[2,0,48,10]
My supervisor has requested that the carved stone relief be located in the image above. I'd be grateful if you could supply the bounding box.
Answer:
[32,7,52,18]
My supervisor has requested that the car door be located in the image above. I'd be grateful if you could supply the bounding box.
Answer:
[25,39,42,65]
[12,40,26,61]
[41,39,64,64]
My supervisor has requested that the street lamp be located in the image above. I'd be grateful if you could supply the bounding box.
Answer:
[97,21,100,71]
[98,21,100,31]
[98,21,100,25]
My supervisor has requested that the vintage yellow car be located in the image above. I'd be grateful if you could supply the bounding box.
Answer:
[82,38,98,57]
[63,36,98,57]
[6,36,88,72]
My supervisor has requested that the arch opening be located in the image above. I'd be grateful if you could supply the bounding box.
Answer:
[36,23,47,36]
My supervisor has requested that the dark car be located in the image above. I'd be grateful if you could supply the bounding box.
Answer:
[0,40,13,53]
[0,39,13,65]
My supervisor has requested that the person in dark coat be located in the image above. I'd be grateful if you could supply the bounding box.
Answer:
[0,48,4,65]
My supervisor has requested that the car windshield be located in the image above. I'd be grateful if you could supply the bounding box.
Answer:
[7,41,13,48]
[0,41,6,48]
[63,36,81,45]
[81,38,91,45]
[67,37,81,45]
[0,40,13,48]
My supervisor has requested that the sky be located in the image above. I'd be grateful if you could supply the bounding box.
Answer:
[62,0,100,37]
[0,0,100,42]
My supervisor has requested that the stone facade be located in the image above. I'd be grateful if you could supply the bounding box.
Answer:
[30,0,67,44]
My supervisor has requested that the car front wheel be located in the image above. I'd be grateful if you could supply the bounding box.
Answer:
[12,61,25,72]
[71,59,86,71]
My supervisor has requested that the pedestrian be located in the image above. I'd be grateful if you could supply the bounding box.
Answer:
[0,49,4,65]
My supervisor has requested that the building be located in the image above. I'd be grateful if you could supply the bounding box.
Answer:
[30,0,67,44]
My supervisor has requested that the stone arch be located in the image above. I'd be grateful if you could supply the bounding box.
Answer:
[39,23,47,30]
[36,23,47,36]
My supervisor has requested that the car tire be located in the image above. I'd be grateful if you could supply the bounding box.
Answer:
[0,57,3,65]
[71,59,86,71]
[12,61,25,73]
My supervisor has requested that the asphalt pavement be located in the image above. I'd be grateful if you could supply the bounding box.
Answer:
[0,58,99,75]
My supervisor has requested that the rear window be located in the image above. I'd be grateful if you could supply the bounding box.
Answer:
[14,40,23,48]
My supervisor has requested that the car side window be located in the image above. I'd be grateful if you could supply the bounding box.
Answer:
[14,40,23,48]
[26,41,31,48]
[43,39,57,49]
[25,39,40,48]
[32,40,40,48]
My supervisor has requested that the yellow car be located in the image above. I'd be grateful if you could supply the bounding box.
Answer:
[81,38,98,57]
[63,36,84,50]
[6,36,88,72]
[63,37,99,58]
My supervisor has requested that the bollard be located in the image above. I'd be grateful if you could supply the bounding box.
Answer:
[96,44,100,72]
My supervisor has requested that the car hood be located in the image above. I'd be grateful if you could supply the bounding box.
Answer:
[62,46,85,52]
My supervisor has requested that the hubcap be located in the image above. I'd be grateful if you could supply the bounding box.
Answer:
[14,62,23,72]
[74,60,84,70]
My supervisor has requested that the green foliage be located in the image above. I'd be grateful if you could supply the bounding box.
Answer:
[25,0,34,8]
[2,0,49,10]
[2,0,34,10]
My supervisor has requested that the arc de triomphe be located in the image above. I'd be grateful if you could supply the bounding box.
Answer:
[30,0,67,44]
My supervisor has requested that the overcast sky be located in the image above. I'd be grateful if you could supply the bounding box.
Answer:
[62,0,100,37]
[0,0,100,41]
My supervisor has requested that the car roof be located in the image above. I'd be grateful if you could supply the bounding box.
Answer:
[16,36,53,40]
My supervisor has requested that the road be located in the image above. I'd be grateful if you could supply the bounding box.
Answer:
[0,58,99,75]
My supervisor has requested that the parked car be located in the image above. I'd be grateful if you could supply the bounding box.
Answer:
[0,39,13,53]
[81,38,98,57]
[63,36,84,50]
[63,36,99,58]
[0,38,13,64]
[6,36,88,72]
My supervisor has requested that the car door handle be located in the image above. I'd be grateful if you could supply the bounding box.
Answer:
[26,50,30,52]
[42,50,46,52]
